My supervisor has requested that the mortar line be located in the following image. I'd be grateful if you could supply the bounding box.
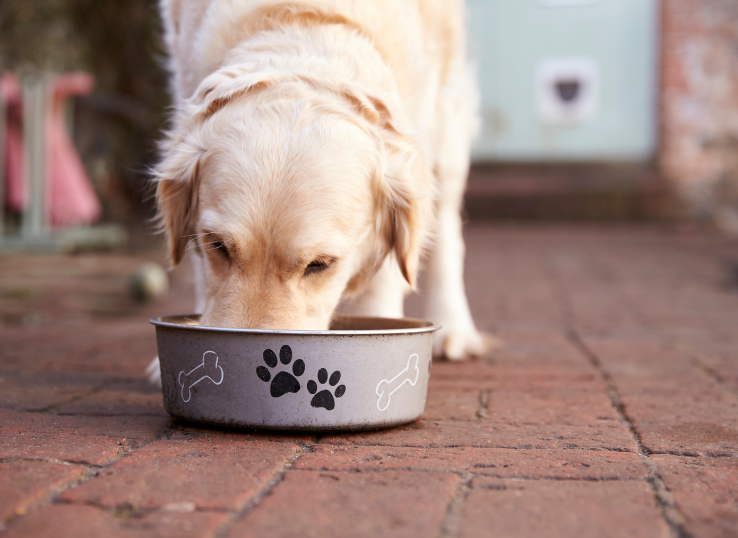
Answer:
[695,360,727,386]
[316,440,635,452]
[53,497,230,515]
[289,466,647,481]
[475,389,491,420]
[438,472,472,538]
[213,436,319,538]
[29,382,110,414]
[568,329,692,538]
[0,450,126,530]
[0,419,178,530]
[160,422,317,448]
[688,355,738,404]
[0,456,103,469]
[541,244,691,538]
[0,465,101,531]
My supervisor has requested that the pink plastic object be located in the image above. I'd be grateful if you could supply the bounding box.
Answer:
[1,71,102,227]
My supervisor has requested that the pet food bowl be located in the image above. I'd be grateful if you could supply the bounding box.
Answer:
[151,315,441,431]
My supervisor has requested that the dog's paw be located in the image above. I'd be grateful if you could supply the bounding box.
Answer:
[146,356,162,386]
[433,330,503,361]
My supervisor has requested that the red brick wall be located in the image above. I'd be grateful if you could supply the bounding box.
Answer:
[660,0,738,224]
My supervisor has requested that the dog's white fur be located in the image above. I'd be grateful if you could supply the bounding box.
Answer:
[149,0,492,383]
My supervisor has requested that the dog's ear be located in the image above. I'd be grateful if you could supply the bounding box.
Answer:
[155,65,270,267]
[344,87,433,289]
[155,136,204,267]
[188,68,280,120]
[375,132,433,289]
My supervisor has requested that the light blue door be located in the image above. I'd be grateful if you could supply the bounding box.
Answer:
[468,0,659,161]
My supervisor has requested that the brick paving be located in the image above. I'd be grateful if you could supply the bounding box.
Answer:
[1,224,737,537]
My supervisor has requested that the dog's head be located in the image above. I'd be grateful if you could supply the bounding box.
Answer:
[155,66,432,330]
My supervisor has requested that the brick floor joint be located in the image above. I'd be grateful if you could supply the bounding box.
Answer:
[568,329,693,538]
[212,437,318,538]
[438,472,472,538]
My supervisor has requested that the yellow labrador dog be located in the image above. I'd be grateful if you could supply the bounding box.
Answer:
[148,0,492,383]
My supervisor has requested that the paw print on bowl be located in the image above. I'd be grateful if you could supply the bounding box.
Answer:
[256,345,305,397]
[307,368,346,411]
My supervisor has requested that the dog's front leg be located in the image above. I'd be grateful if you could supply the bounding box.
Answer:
[425,189,499,360]
[147,251,206,385]
[424,77,501,360]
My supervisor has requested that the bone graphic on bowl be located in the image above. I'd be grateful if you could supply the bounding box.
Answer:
[375,353,420,411]
[178,351,224,403]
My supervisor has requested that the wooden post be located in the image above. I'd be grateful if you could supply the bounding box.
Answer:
[21,76,48,238]
[0,89,6,236]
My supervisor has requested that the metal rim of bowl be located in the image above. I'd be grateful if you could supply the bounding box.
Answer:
[150,314,442,336]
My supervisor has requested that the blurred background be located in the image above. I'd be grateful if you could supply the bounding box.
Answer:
[464,0,738,226]
[1,0,737,245]
[0,0,737,318]
[0,0,168,247]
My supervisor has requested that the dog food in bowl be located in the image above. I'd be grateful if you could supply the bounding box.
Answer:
[151,315,441,431]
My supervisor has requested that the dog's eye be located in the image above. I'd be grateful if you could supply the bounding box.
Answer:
[203,237,230,263]
[304,258,333,276]
[213,241,230,261]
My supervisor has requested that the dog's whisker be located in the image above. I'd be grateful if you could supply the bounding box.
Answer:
[184,238,206,250]
[199,245,230,254]
[186,241,215,251]
[185,241,227,250]
[190,238,234,248]
[182,232,232,251]
[189,238,237,253]
[181,232,223,240]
